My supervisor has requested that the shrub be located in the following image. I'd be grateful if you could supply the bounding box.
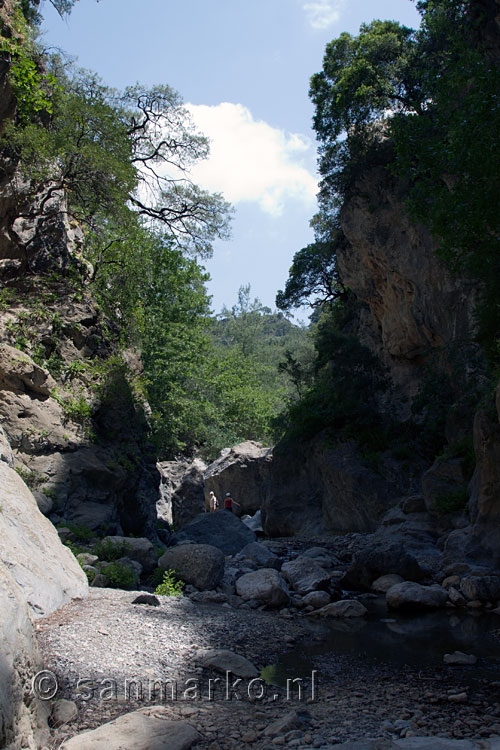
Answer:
[434,488,469,514]
[104,562,136,589]
[93,538,130,562]
[154,569,184,597]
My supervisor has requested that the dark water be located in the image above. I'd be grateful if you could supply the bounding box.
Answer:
[265,598,500,687]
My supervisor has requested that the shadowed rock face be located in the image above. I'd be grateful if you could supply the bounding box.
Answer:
[171,510,256,556]
[262,437,422,538]
[204,441,273,517]
[338,150,476,413]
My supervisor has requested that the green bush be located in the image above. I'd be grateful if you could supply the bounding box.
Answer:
[93,539,130,562]
[154,569,184,597]
[104,562,136,589]
[434,488,469,514]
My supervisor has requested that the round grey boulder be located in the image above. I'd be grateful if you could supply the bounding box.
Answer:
[236,568,290,608]
[159,543,224,591]
[386,582,448,611]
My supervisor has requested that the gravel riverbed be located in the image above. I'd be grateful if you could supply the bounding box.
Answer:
[36,585,500,749]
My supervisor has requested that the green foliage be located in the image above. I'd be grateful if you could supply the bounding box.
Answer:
[154,569,184,597]
[14,464,45,489]
[276,237,343,310]
[104,561,136,590]
[62,539,85,557]
[281,307,388,444]
[434,487,469,515]
[93,538,130,562]
[65,523,93,542]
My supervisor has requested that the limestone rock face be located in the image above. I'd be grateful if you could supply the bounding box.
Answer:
[158,543,224,591]
[204,441,273,516]
[338,154,475,408]
[0,344,161,540]
[0,463,88,748]
[157,457,206,529]
[468,410,500,561]
[0,462,88,617]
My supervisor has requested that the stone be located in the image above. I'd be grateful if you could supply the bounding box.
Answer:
[353,543,424,583]
[0,462,88,748]
[194,648,258,678]
[386,582,449,611]
[460,575,500,602]
[236,568,290,608]
[241,509,264,532]
[77,553,99,566]
[103,536,157,572]
[448,587,467,606]
[264,711,310,738]
[238,541,280,569]
[171,510,256,555]
[32,490,53,515]
[0,462,87,617]
[190,591,227,603]
[157,457,206,529]
[443,651,477,665]
[158,544,224,591]
[51,699,78,727]
[132,594,160,606]
[204,441,273,516]
[315,600,368,618]
[281,557,331,595]
[60,707,199,749]
[302,590,331,609]
[0,423,13,467]
[0,343,56,398]
[372,574,404,593]
[401,495,426,514]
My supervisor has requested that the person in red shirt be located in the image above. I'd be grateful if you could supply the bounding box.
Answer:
[224,492,240,513]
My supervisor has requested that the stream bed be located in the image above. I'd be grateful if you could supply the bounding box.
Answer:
[266,598,500,687]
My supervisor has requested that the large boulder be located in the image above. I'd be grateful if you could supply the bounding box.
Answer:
[60,707,199,750]
[171,510,255,556]
[236,568,290,608]
[204,441,273,516]
[281,557,331,595]
[0,461,87,617]
[460,575,500,603]
[103,536,157,572]
[237,541,280,569]
[0,462,88,747]
[158,544,224,591]
[157,457,207,529]
[343,542,424,590]
[315,600,368,618]
[194,649,258,678]
[386,582,448,611]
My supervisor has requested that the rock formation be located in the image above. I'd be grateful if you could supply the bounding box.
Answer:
[0,456,88,748]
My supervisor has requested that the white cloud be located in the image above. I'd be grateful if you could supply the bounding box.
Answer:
[302,0,345,31]
[186,102,318,217]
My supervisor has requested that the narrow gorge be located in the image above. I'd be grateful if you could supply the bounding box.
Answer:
[1,1,500,749]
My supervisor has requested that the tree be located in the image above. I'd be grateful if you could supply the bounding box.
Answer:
[8,63,231,259]
[276,235,345,311]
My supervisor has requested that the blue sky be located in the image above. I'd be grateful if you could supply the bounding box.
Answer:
[41,0,421,318]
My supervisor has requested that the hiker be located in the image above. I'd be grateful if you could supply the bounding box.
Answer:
[224,492,240,513]
[209,491,218,512]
